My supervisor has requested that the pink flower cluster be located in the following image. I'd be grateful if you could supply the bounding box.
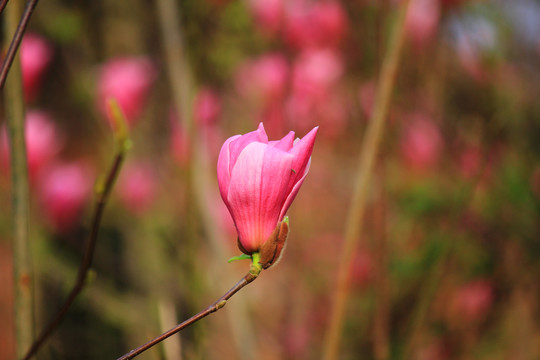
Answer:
[0,111,93,232]
[97,56,156,127]
[240,0,349,137]
[20,33,53,102]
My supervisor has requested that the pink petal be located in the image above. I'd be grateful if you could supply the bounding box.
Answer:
[279,158,311,220]
[228,123,268,175]
[287,126,318,191]
[227,142,294,252]
[269,131,295,151]
[217,134,241,203]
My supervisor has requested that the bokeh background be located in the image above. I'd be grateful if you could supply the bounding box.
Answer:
[1,0,540,359]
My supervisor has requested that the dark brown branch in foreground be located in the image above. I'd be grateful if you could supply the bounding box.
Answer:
[116,269,260,360]
[0,0,10,15]
[0,0,40,89]
[22,149,127,360]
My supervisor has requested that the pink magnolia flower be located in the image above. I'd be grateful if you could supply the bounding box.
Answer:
[21,33,53,102]
[291,49,343,100]
[97,56,156,127]
[1,110,63,180]
[217,123,318,254]
[284,0,348,50]
[235,53,289,104]
[286,89,347,139]
[405,0,440,49]
[285,49,344,133]
[38,162,93,231]
[248,0,284,37]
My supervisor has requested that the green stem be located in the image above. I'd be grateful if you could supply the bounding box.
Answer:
[400,239,453,360]
[322,2,410,359]
[4,0,34,357]
[373,176,390,360]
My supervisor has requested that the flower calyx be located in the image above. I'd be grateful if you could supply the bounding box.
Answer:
[258,217,289,269]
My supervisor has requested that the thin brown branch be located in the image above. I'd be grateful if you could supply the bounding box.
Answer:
[0,0,10,14]
[0,0,40,89]
[22,106,130,359]
[116,269,261,360]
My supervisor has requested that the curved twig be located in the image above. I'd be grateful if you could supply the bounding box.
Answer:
[22,100,130,360]
[116,263,261,360]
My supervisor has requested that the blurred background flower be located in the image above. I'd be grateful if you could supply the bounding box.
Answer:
[1,0,540,359]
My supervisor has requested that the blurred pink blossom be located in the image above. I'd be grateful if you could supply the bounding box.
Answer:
[405,0,440,49]
[217,123,318,253]
[195,87,222,126]
[97,56,156,127]
[400,114,442,172]
[248,0,284,36]
[117,162,157,215]
[286,90,347,138]
[170,99,223,163]
[235,53,289,104]
[291,49,343,99]
[284,0,348,50]
[21,33,53,102]
[38,163,93,231]
[259,101,287,136]
[1,110,63,181]
[452,279,493,323]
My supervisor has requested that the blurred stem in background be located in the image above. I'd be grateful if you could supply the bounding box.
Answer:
[120,213,182,359]
[155,0,256,358]
[322,1,410,359]
[22,100,130,360]
[3,0,34,358]
[117,255,263,360]
[401,235,454,360]
[373,171,390,360]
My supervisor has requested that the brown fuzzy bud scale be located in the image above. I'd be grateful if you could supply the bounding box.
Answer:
[259,220,289,269]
